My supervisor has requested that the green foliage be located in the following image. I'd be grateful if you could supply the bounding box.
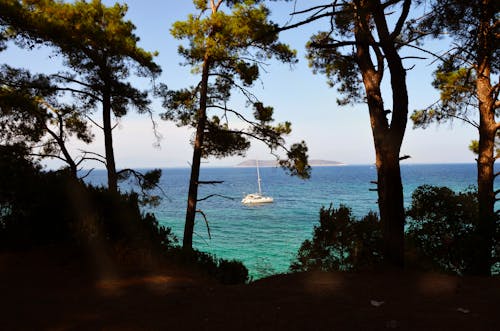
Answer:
[306,32,363,106]
[165,247,249,284]
[290,205,382,272]
[469,140,479,154]
[2,0,161,79]
[418,0,499,73]
[203,118,251,158]
[279,141,311,179]
[0,145,249,283]
[406,185,499,275]
[469,134,500,159]
[117,168,163,206]
[0,65,53,143]
[0,65,94,172]
[411,65,477,129]
[1,0,162,190]
[0,145,176,256]
[164,0,309,178]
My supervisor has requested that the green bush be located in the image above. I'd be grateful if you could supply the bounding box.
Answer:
[216,259,249,284]
[405,185,499,275]
[0,145,249,283]
[290,204,382,272]
[165,247,249,284]
[0,144,177,258]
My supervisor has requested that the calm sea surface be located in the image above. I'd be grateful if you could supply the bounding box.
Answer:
[86,164,495,279]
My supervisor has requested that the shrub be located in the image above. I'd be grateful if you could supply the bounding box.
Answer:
[0,144,248,284]
[165,247,249,284]
[405,185,496,275]
[216,259,249,284]
[290,204,382,272]
[0,145,178,260]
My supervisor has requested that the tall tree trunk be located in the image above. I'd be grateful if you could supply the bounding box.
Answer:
[102,86,118,193]
[373,1,409,268]
[366,84,406,268]
[183,55,210,250]
[375,142,405,267]
[354,0,408,267]
[470,0,496,275]
[474,110,495,275]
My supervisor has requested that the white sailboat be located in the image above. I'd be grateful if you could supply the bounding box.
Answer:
[241,160,274,204]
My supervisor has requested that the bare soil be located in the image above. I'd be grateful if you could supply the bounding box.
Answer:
[1,250,498,330]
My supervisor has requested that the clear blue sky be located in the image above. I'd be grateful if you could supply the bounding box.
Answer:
[0,0,478,168]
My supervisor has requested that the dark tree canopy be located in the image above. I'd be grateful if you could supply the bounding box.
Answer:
[0,0,162,191]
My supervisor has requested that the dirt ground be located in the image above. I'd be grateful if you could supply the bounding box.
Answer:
[1,250,499,330]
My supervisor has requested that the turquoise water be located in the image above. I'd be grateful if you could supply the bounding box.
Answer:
[86,164,493,279]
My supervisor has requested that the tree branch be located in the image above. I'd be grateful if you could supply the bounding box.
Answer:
[195,209,211,240]
[84,114,103,130]
[397,42,450,64]
[291,4,336,16]
[51,74,94,89]
[389,0,411,40]
[197,194,235,202]
[54,87,102,102]
[381,0,403,9]
[77,150,106,163]
[277,11,339,33]
[197,180,224,185]
[29,152,66,163]
[78,168,95,180]
[309,40,358,49]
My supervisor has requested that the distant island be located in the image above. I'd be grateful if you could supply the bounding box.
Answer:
[236,159,345,167]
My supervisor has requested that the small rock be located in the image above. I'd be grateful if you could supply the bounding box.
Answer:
[370,299,385,307]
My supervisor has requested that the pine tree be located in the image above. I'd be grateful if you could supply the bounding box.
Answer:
[282,0,421,267]
[0,0,161,192]
[411,0,499,275]
[165,0,310,250]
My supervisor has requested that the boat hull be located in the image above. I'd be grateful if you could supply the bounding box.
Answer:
[241,193,273,204]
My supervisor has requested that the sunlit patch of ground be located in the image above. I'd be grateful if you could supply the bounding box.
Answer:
[96,274,196,295]
[302,270,344,295]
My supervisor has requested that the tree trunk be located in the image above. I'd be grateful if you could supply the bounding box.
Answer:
[470,0,496,275]
[57,135,78,178]
[183,55,210,251]
[102,86,118,193]
[474,115,495,275]
[354,0,408,268]
[45,120,78,179]
[376,145,405,267]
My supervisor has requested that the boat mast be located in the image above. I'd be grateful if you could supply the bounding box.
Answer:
[256,159,262,195]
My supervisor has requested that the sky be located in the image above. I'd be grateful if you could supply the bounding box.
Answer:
[0,0,479,169]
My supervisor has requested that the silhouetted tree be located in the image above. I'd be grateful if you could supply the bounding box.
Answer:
[165,0,310,250]
[405,185,497,275]
[0,65,93,177]
[0,0,161,192]
[290,205,382,272]
[281,0,425,267]
[411,0,499,275]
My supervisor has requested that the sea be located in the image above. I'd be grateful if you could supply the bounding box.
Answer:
[86,163,495,280]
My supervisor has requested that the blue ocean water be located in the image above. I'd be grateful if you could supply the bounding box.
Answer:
[86,164,492,279]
